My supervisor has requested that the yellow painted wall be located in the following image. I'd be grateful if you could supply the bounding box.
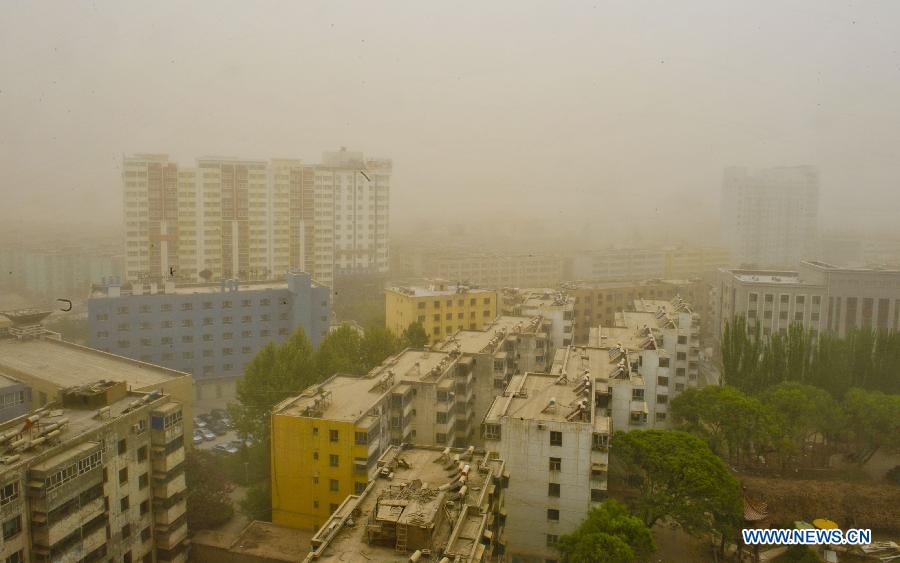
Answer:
[385,290,498,344]
[271,414,370,530]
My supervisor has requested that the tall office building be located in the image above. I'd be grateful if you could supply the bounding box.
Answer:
[721,166,819,269]
[122,149,391,287]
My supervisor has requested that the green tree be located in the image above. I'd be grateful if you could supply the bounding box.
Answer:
[315,324,366,378]
[762,382,842,469]
[670,386,775,467]
[229,328,317,441]
[614,430,742,541]
[400,321,429,349]
[843,388,900,465]
[360,325,401,370]
[240,481,273,522]
[185,449,234,530]
[557,500,655,563]
[721,316,764,393]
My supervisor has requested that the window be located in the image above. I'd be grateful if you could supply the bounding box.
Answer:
[120,495,129,511]
[2,515,21,540]
[657,376,669,387]
[548,483,560,497]
[330,479,339,491]
[137,445,147,461]
[354,432,368,445]
[483,297,491,305]
[124,551,132,563]
[329,429,339,442]
[591,488,606,501]
[119,468,128,485]
[764,294,774,303]
[547,534,559,547]
[330,503,339,512]
[140,500,149,515]
[780,294,789,304]
[436,433,447,444]
[5,549,23,563]
[677,335,687,344]
[417,302,425,309]
[118,438,127,455]
[141,526,151,542]
[329,454,339,467]
[631,388,645,400]
[355,481,367,494]
[549,457,561,471]
[676,367,686,377]
[547,509,560,521]
[436,412,448,424]
[122,523,131,539]
[749,293,758,303]
[657,394,668,404]
[676,352,687,361]
[0,481,19,506]
[139,473,149,489]
[658,357,669,367]
[549,431,562,446]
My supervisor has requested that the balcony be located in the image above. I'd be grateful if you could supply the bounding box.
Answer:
[155,496,187,527]
[156,540,190,563]
[31,495,105,547]
[151,422,184,448]
[156,516,188,550]
[152,445,185,474]
[81,523,108,556]
[153,470,186,501]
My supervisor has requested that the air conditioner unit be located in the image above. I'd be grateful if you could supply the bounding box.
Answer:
[536,423,546,430]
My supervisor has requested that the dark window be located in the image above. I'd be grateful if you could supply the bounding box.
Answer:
[119,468,128,484]
[120,495,130,512]
[329,454,339,467]
[329,479,339,491]
[548,483,560,497]
[547,534,559,547]
[141,526,151,542]
[329,429,339,442]
[137,446,147,462]
[549,457,561,471]
[118,439,127,455]
[547,509,560,521]
[122,524,131,539]
[549,431,562,446]
[139,473,149,489]
[2,515,21,540]
[140,500,149,515]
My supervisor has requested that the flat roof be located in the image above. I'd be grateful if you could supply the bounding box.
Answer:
[90,275,326,299]
[373,349,455,383]
[274,375,385,423]
[0,390,168,471]
[0,337,189,390]
[386,285,494,298]
[485,372,609,432]
[438,316,542,355]
[564,278,699,290]
[306,445,503,562]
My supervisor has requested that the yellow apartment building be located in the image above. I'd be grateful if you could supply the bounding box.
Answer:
[385,280,497,344]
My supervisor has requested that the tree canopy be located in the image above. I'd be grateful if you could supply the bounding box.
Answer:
[843,388,900,465]
[185,449,234,530]
[557,500,655,563]
[614,430,742,536]
[400,320,429,349]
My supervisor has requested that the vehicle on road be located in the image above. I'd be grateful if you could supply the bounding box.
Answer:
[192,432,203,445]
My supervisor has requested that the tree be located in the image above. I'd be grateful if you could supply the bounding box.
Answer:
[614,430,742,540]
[762,382,842,469]
[315,324,365,378]
[360,325,401,370]
[843,388,900,465]
[240,481,273,522]
[229,328,317,441]
[400,321,429,349]
[670,386,775,467]
[186,449,234,530]
[557,500,655,563]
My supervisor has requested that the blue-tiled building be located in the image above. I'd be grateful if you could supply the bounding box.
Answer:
[0,374,29,423]
[88,271,331,402]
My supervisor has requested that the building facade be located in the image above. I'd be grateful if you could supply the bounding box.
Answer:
[122,149,390,288]
[0,380,188,563]
[391,248,569,289]
[385,281,497,344]
[721,165,819,269]
[715,260,900,342]
[87,271,330,401]
[482,372,610,563]
[564,279,708,345]
[0,375,29,424]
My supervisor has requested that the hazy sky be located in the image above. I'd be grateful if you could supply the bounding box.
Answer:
[2,1,900,239]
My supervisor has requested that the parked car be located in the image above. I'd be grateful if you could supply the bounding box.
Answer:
[201,429,216,441]
[193,417,207,429]
[214,443,239,455]
[228,440,244,451]
[209,422,228,436]
[192,432,204,445]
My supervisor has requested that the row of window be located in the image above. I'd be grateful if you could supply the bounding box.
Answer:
[416,297,493,309]
[99,327,289,341]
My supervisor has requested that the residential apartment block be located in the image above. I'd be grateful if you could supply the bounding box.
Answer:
[715,260,900,342]
[0,246,121,302]
[721,165,819,269]
[87,272,330,402]
[304,445,507,562]
[503,289,575,349]
[271,316,552,530]
[0,375,29,424]
[482,371,610,563]
[0,380,188,563]
[384,281,497,344]
[122,149,390,287]
[564,279,708,344]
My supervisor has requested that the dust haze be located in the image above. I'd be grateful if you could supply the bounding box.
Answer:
[3,1,900,244]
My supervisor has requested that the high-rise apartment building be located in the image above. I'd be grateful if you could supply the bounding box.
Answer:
[715,260,900,342]
[86,271,330,402]
[122,149,390,287]
[384,281,498,344]
[721,165,819,268]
